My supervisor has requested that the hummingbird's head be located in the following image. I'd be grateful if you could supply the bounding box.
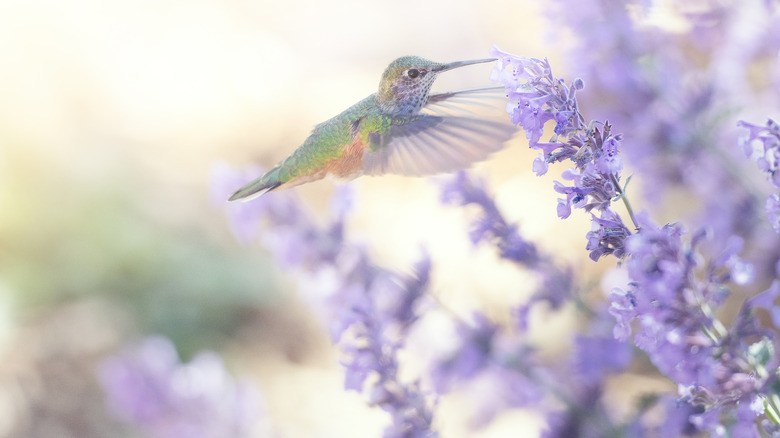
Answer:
[376,56,497,116]
[377,56,440,116]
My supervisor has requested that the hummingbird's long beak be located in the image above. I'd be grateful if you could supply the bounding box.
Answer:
[432,58,496,73]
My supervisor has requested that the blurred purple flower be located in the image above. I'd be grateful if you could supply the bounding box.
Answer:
[212,165,437,437]
[428,311,545,428]
[651,396,698,437]
[738,119,780,233]
[439,171,575,333]
[441,171,539,265]
[731,398,764,438]
[746,279,780,329]
[541,387,633,438]
[513,264,574,332]
[99,336,264,438]
[608,287,636,342]
[431,313,497,393]
[210,162,270,244]
[767,194,780,233]
[572,334,632,383]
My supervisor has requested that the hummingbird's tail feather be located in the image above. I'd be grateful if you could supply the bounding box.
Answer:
[227,177,282,202]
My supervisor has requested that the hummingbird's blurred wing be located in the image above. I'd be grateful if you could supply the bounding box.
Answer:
[362,87,516,176]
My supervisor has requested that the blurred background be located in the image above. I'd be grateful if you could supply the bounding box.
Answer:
[1,0,778,437]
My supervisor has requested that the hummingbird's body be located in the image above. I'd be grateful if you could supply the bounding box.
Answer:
[229,56,515,201]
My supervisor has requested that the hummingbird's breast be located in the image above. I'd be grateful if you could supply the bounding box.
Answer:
[280,95,377,185]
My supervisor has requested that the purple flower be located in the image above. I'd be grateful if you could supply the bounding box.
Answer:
[441,171,539,265]
[767,194,780,233]
[603,210,770,412]
[739,119,780,233]
[731,397,763,438]
[608,288,637,341]
[533,153,549,176]
[585,209,630,261]
[711,235,755,286]
[431,313,497,393]
[327,251,436,436]
[510,99,555,144]
[490,43,780,435]
[214,165,437,437]
[744,279,780,330]
[739,120,780,174]
[427,312,545,428]
[489,46,583,149]
[541,387,629,438]
[491,48,632,257]
[99,336,264,438]
[595,137,622,175]
[548,0,780,249]
[210,162,270,243]
[651,396,698,436]
[553,169,592,220]
[439,170,576,335]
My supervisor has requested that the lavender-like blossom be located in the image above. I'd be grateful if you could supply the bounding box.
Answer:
[438,173,637,432]
[440,171,539,265]
[99,336,264,438]
[439,171,574,332]
[489,45,779,435]
[489,46,633,242]
[614,213,767,407]
[548,0,780,249]
[423,310,553,429]
[212,165,437,437]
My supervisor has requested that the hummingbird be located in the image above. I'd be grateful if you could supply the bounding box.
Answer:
[228,56,516,201]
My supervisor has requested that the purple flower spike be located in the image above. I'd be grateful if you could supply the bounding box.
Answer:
[431,313,497,393]
[491,47,632,257]
[488,43,780,436]
[585,209,630,261]
[213,167,437,437]
[441,171,539,266]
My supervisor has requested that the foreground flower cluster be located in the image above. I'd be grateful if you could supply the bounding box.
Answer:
[488,42,780,435]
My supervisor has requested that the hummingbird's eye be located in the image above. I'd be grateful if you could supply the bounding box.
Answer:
[407,68,420,79]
